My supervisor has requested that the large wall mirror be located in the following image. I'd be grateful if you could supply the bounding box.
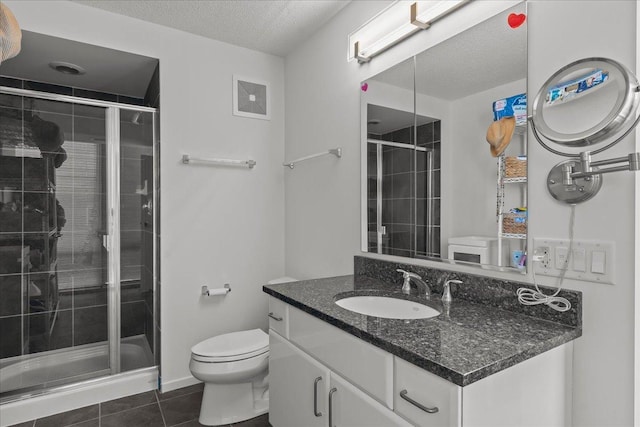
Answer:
[360,4,528,273]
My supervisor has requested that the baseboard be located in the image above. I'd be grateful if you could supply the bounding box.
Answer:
[160,374,201,393]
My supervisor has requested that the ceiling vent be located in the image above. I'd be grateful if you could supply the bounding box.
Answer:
[49,61,86,75]
[233,75,270,120]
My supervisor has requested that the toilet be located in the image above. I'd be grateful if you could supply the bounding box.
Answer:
[189,277,297,426]
[190,328,269,425]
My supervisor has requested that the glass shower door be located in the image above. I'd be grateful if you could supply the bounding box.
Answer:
[0,94,111,395]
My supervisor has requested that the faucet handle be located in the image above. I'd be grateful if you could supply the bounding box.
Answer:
[442,280,462,303]
[397,269,422,280]
[397,269,418,294]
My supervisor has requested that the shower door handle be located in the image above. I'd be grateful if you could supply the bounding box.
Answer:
[142,199,153,215]
[102,234,110,251]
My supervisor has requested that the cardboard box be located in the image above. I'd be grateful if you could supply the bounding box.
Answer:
[492,93,527,125]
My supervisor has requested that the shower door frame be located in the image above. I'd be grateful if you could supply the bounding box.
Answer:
[0,86,158,389]
[367,139,433,257]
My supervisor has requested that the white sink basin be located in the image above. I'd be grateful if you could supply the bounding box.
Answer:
[335,296,440,320]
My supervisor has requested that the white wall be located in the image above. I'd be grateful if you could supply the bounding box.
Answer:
[284,0,519,279]
[447,78,526,247]
[285,1,636,425]
[5,0,285,391]
[527,2,636,425]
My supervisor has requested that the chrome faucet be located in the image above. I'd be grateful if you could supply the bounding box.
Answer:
[397,269,431,299]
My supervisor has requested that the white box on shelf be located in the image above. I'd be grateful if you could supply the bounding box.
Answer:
[448,236,500,265]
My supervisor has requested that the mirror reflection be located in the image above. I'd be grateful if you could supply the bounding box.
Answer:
[361,4,527,272]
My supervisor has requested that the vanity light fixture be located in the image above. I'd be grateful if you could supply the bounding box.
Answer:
[348,0,470,63]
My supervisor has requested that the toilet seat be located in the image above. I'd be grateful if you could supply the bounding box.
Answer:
[191,329,268,363]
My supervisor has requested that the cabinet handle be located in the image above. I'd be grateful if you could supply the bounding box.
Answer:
[328,387,337,427]
[313,377,322,417]
[399,389,439,414]
[268,312,283,321]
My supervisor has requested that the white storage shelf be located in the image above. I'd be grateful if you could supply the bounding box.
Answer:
[496,124,527,267]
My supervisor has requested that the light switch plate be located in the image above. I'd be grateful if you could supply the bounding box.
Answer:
[533,238,615,284]
[572,248,587,272]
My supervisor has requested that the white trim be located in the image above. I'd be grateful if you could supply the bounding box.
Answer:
[159,375,201,393]
[0,86,156,112]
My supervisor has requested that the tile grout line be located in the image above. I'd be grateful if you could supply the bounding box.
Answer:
[154,390,168,427]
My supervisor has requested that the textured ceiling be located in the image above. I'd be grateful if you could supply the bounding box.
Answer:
[371,4,527,101]
[0,30,158,98]
[71,0,351,57]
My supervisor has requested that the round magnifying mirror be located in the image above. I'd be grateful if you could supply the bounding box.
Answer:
[532,58,640,151]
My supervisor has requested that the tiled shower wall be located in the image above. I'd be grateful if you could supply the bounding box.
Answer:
[367,121,441,258]
[416,121,441,258]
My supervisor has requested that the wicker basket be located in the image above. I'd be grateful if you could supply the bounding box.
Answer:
[503,212,527,234]
[504,156,527,178]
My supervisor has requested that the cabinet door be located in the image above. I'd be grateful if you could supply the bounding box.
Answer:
[268,296,289,338]
[329,373,412,427]
[289,305,393,408]
[269,331,330,427]
[394,357,461,427]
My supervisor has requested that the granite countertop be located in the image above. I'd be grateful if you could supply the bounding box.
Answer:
[263,274,582,387]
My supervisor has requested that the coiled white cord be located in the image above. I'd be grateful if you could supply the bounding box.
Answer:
[517,204,575,312]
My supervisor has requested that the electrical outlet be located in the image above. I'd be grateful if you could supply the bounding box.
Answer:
[532,238,615,284]
[535,246,551,268]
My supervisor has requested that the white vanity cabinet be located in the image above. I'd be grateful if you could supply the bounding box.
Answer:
[269,331,330,427]
[329,371,412,427]
[268,296,289,338]
[267,296,573,427]
[394,357,461,426]
[270,331,411,427]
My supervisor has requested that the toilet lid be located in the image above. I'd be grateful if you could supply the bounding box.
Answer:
[191,329,268,359]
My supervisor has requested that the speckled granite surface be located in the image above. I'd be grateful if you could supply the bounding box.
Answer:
[263,262,582,387]
[354,256,582,328]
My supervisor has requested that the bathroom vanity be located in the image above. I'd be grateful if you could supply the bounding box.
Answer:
[264,259,581,427]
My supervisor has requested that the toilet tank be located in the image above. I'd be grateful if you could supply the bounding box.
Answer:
[267,277,297,285]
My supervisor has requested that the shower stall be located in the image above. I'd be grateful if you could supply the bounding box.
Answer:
[0,86,159,406]
[366,104,441,259]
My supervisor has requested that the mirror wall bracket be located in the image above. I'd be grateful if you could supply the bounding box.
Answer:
[354,41,371,64]
[283,148,342,169]
[410,3,431,30]
[547,151,640,204]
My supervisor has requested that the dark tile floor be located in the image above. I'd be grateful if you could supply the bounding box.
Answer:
[10,383,271,427]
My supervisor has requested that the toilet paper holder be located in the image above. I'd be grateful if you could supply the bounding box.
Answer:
[201,284,231,296]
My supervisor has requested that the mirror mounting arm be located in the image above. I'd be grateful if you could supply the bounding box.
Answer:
[562,151,640,181]
[548,151,640,203]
